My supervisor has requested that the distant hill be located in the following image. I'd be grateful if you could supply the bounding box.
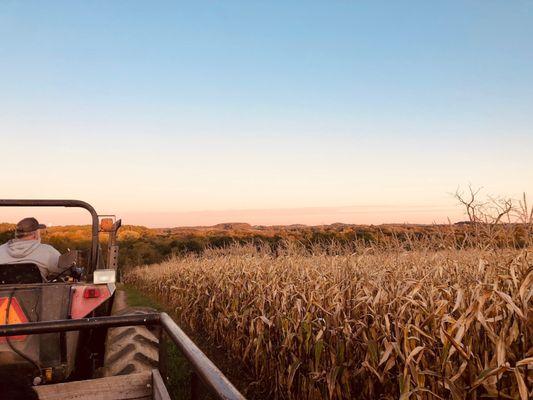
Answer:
[211,222,253,230]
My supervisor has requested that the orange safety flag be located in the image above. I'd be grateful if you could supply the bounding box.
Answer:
[0,297,29,342]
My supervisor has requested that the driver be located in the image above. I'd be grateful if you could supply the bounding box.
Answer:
[0,217,61,281]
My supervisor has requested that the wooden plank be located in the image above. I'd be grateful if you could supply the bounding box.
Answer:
[151,369,171,400]
[35,371,152,400]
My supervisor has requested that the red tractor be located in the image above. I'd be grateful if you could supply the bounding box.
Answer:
[0,199,244,400]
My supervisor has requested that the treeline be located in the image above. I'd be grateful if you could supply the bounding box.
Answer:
[0,222,530,268]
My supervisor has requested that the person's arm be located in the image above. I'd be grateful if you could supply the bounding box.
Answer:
[45,247,62,276]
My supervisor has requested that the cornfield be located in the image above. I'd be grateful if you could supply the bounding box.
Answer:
[125,243,532,399]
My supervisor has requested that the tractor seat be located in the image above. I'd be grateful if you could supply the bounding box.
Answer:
[0,263,43,284]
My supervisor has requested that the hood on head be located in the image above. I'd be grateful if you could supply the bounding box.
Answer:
[6,239,41,258]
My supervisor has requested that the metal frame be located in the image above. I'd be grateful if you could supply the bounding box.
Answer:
[0,200,100,273]
[0,313,245,400]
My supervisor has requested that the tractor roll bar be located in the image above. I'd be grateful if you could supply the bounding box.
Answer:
[0,199,100,273]
[0,312,246,400]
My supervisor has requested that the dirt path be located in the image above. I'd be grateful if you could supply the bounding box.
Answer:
[112,287,128,313]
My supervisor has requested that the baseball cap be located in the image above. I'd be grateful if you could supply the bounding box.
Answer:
[16,217,46,236]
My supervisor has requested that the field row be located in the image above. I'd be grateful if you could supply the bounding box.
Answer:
[125,246,532,399]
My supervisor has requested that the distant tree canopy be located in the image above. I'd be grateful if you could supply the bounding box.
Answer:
[0,221,530,269]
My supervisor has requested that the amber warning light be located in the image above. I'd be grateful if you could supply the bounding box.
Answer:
[0,297,29,342]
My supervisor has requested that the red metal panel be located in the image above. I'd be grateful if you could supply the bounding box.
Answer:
[70,285,111,319]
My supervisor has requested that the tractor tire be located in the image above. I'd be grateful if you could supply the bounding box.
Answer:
[101,307,159,376]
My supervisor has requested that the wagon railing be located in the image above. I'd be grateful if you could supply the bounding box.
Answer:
[0,313,245,400]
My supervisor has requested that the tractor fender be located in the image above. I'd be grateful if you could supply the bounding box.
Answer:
[70,283,115,319]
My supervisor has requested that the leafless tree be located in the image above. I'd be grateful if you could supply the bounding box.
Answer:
[454,185,485,223]
[482,196,514,224]
[454,186,528,248]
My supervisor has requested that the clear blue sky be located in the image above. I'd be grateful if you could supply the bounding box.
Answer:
[1,1,532,226]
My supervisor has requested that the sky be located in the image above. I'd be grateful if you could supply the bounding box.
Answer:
[1,1,532,227]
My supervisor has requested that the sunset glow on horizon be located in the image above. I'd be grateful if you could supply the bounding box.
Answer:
[0,200,518,228]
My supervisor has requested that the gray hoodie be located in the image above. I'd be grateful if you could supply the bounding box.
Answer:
[0,239,61,280]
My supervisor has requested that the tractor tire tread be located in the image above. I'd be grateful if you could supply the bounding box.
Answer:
[102,307,159,377]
